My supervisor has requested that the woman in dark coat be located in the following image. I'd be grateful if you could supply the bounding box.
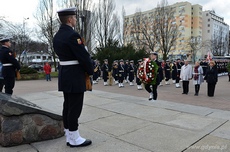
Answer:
[204,61,218,97]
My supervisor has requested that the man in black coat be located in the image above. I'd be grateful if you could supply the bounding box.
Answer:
[0,38,20,95]
[53,7,93,148]
[164,60,171,85]
[118,59,125,87]
[128,60,135,86]
[101,59,110,86]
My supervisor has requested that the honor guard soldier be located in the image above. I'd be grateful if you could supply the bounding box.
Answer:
[128,60,135,86]
[101,59,110,86]
[164,60,171,85]
[118,59,125,87]
[144,52,159,100]
[135,59,143,90]
[175,58,184,88]
[0,37,20,95]
[92,59,99,84]
[112,60,119,85]
[200,59,208,76]
[53,7,93,148]
[124,60,129,83]
[171,60,177,84]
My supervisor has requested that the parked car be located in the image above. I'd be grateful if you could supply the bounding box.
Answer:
[28,64,43,71]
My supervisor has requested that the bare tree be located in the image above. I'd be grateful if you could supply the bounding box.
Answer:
[57,0,95,54]
[0,20,33,64]
[127,10,145,50]
[35,0,59,71]
[154,0,179,61]
[187,36,203,63]
[211,27,228,56]
[92,0,120,48]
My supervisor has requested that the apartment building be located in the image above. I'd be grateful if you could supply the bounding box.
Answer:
[202,10,229,57]
[124,1,203,60]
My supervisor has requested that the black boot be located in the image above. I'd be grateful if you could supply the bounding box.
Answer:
[194,85,198,96]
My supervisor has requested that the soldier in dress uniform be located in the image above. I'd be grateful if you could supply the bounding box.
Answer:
[128,60,135,86]
[92,59,99,84]
[164,60,171,85]
[175,58,184,88]
[171,60,177,84]
[112,60,119,85]
[0,38,20,95]
[118,59,125,87]
[200,59,208,76]
[124,60,129,83]
[101,59,110,86]
[53,7,93,148]
[144,52,160,101]
[135,59,143,90]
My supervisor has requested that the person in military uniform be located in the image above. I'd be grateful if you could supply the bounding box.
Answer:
[112,60,119,85]
[135,59,143,90]
[101,59,110,86]
[175,58,184,88]
[128,60,135,86]
[124,60,129,83]
[164,60,171,85]
[92,59,99,84]
[53,7,93,148]
[0,38,20,95]
[118,59,125,87]
[200,59,208,76]
[171,60,177,84]
[144,52,159,101]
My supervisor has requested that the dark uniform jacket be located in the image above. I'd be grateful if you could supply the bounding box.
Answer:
[128,64,135,81]
[118,64,125,78]
[204,66,218,84]
[0,46,20,78]
[53,24,93,93]
[164,63,171,79]
[102,63,110,80]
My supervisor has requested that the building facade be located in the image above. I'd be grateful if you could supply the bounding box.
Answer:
[202,10,229,57]
[124,1,229,60]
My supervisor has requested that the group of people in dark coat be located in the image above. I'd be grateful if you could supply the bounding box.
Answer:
[93,59,138,88]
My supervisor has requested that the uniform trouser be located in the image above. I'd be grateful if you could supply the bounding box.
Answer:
[182,81,189,94]
[145,84,158,100]
[129,73,134,82]
[176,76,180,83]
[93,73,98,81]
[4,77,15,95]
[63,92,84,131]
[207,83,216,97]
[136,78,142,85]
[195,84,200,94]
[103,77,108,82]
[0,79,4,92]
[118,76,124,83]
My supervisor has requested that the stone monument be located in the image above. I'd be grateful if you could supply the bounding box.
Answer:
[0,93,64,147]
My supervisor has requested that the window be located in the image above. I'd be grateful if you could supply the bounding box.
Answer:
[206,13,209,16]
[208,19,210,22]
[208,24,210,27]
[36,56,41,59]
[208,30,210,33]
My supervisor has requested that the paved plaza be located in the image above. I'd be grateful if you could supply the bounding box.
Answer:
[0,76,229,152]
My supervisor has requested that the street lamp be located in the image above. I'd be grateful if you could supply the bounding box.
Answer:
[23,17,29,36]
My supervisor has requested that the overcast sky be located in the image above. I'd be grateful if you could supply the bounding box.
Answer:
[0,0,230,27]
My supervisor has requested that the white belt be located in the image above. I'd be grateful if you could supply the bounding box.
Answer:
[3,63,13,66]
[59,60,79,65]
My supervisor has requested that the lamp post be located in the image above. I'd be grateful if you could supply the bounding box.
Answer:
[80,15,85,37]
[22,17,29,65]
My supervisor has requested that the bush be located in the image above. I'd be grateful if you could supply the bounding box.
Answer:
[227,62,230,72]
[20,66,38,74]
